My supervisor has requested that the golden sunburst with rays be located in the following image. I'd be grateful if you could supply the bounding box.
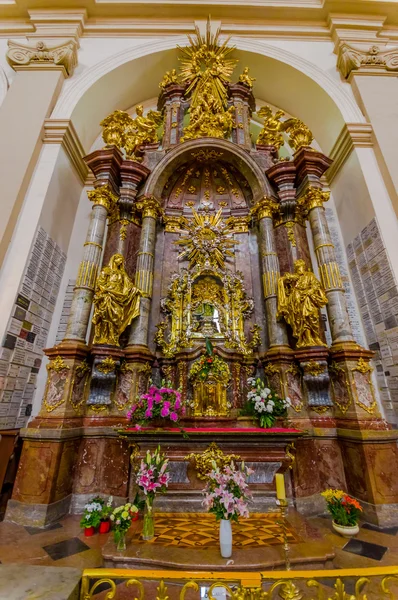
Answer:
[174,209,238,270]
[178,17,238,110]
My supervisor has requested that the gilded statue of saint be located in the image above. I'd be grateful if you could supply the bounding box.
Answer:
[277,259,328,348]
[92,254,141,346]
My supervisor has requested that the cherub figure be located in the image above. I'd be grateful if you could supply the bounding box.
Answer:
[239,67,256,89]
[124,105,163,159]
[159,68,179,89]
[256,105,285,149]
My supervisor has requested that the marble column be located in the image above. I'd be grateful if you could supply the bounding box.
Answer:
[252,197,289,349]
[64,185,118,343]
[301,187,354,346]
[128,196,162,347]
[228,82,255,149]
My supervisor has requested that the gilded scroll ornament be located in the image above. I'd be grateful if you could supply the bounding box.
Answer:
[92,254,141,346]
[282,118,314,152]
[7,40,78,77]
[174,209,238,269]
[285,222,296,247]
[186,442,240,481]
[238,67,255,88]
[100,110,133,148]
[43,356,70,412]
[159,68,179,88]
[277,259,328,348]
[97,357,117,374]
[48,356,70,373]
[303,361,325,377]
[256,106,285,149]
[87,185,119,214]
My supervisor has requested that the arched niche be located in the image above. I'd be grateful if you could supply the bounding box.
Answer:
[143,138,274,204]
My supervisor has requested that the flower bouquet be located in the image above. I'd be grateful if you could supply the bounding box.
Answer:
[79,499,103,536]
[321,489,362,536]
[203,461,253,558]
[127,379,185,428]
[136,446,170,540]
[189,338,230,383]
[241,377,290,428]
[110,502,139,550]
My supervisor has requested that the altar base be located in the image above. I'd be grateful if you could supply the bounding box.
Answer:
[102,510,335,571]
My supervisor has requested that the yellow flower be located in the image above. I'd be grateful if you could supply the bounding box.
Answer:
[321,489,345,502]
[121,511,129,519]
[130,505,138,513]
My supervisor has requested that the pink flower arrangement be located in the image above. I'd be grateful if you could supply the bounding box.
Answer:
[126,379,185,427]
[203,462,253,522]
[136,446,170,499]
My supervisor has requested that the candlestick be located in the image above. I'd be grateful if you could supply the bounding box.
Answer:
[275,473,286,500]
[276,498,291,571]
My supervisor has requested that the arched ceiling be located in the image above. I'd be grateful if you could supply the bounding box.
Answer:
[63,42,363,155]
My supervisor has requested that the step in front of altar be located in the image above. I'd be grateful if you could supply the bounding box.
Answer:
[102,510,335,571]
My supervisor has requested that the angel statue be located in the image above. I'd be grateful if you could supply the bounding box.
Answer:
[124,105,163,160]
[256,105,285,150]
[239,67,256,89]
[92,254,141,346]
[277,259,328,348]
[159,68,179,89]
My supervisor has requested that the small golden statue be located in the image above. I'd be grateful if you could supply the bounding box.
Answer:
[239,67,255,89]
[256,106,285,149]
[124,105,163,159]
[277,259,328,348]
[159,68,179,89]
[92,254,141,346]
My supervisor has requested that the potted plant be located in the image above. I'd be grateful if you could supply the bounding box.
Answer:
[79,499,103,536]
[321,489,362,537]
[99,496,113,534]
[203,461,253,558]
[110,502,139,551]
[136,446,170,541]
[127,380,185,429]
[241,376,290,428]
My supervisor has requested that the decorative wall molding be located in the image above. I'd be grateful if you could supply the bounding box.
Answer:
[327,123,373,183]
[337,43,398,79]
[6,39,78,77]
[43,119,88,183]
[26,9,87,45]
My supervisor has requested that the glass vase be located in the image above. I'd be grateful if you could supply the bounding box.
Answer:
[115,530,127,551]
[142,496,155,541]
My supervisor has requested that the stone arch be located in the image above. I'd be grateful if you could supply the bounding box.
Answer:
[143,138,274,203]
[51,36,365,153]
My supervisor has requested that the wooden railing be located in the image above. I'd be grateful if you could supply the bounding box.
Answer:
[81,566,398,599]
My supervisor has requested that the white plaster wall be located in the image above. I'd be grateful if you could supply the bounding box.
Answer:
[32,184,91,416]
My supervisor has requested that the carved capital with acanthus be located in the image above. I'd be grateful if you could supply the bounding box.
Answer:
[136,196,163,219]
[337,43,398,79]
[87,185,119,213]
[7,39,78,77]
[250,196,280,221]
[297,187,330,218]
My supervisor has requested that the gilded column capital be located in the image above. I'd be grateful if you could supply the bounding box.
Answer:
[250,197,280,221]
[136,196,163,219]
[297,187,330,218]
[337,43,398,79]
[6,40,78,77]
[87,185,119,213]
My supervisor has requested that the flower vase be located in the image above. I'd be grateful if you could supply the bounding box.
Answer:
[219,519,232,558]
[332,521,359,537]
[84,526,95,537]
[99,520,110,534]
[142,497,155,541]
[115,530,127,551]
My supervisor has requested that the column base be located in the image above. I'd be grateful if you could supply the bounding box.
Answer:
[5,496,71,527]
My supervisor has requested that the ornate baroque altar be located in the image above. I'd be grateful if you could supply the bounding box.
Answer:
[7,20,398,530]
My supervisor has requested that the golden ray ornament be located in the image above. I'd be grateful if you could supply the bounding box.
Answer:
[178,17,238,110]
[174,208,238,269]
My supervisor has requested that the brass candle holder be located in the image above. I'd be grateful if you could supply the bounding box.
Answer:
[276,498,291,571]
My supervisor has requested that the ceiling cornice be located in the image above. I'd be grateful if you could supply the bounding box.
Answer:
[0,1,397,42]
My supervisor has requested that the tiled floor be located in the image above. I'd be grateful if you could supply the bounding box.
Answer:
[0,513,396,570]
